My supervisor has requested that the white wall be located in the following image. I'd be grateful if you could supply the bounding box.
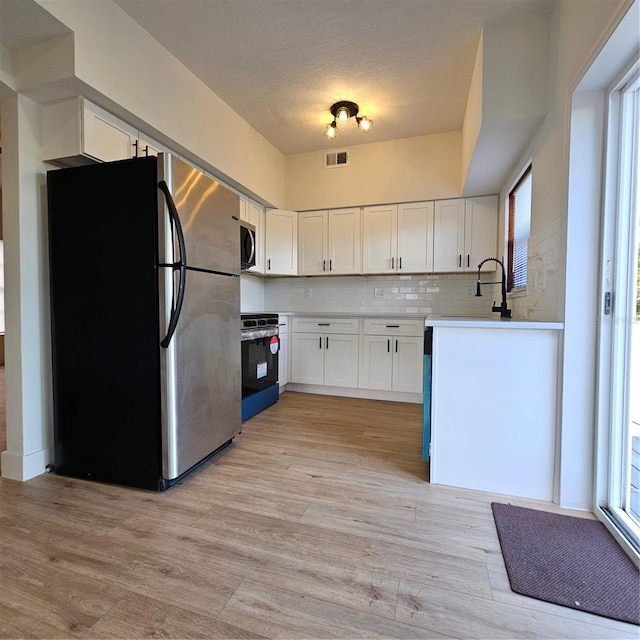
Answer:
[461,33,483,190]
[0,44,16,91]
[285,131,462,211]
[0,0,291,481]
[0,0,634,494]
[31,0,286,208]
[497,0,634,509]
[462,11,550,196]
[0,92,53,480]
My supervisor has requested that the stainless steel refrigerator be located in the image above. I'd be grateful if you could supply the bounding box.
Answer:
[47,154,241,490]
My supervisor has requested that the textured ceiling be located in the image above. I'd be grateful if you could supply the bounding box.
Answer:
[0,0,553,157]
[113,0,552,155]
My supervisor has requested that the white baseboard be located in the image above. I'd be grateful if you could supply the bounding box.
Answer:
[285,383,422,404]
[1,446,54,481]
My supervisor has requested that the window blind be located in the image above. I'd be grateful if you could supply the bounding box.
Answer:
[508,166,532,291]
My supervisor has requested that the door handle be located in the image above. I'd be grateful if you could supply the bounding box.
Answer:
[329,259,333,271]
[399,257,402,270]
[391,256,395,270]
[387,339,390,353]
[158,180,187,349]
[319,336,322,349]
[326,336,329,349]
[395,339,398,353]
[323,259,326,271]
[467,254,470,268]
[458,254,462,268]
[268,258,271,270]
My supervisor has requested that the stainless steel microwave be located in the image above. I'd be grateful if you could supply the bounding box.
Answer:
[240,220,256,270]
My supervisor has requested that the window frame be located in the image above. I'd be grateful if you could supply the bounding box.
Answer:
[507,164,532,293]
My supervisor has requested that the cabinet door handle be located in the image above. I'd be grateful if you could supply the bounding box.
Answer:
[132,139,139,158]
[458,254,462,268]
[386,324,400,328]
[268,258,271,270]
[329,259,333,271]
[399,257,402,270]
[323,259,326,271]
[387,339,390,353]
[319,336,322,349]
[467,254,470,268]
[318,323,330,326]
[395,339,398,353]
[326,336,329,349]
[391,256,395,270]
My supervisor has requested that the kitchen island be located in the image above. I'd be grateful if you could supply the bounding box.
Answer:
[426,317,563,501]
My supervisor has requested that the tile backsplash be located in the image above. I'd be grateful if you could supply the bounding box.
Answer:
[245,272,505,316]
[510,217,561,322]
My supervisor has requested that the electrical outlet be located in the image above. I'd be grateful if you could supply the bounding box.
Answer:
[374,288,384,298]
[304,288,312,299]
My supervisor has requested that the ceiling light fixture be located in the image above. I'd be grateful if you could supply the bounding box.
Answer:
[324,101,372,139]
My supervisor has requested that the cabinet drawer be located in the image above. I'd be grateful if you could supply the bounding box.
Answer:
[292,317,359,334]
[363,318,424,337]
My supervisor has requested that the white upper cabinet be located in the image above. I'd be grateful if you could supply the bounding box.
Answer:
[298,210,328,275]
[433,196,497,272]
[397,201,435,273]
[136,133,170,158]
[433,199,465,272]
[363,202,434,274]
[328,208,361,275]
[362,204,398,273]
[42,97,169,167]
[265,209,298,275]
[298,208,361,276]
[83,101,137,162]
[43,98,137,166]
[464,196,499,272]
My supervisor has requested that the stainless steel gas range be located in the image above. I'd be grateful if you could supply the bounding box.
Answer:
[240,313,280,421]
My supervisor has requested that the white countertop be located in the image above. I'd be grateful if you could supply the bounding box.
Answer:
[255,311,563,329]
[266,311,427,319]
[425,316,563,330]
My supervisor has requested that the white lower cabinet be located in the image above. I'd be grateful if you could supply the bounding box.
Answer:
[278,317,289,389]
[290,317,359,388]
[359,319,423,394]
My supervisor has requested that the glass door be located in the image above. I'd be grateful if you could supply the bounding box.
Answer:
[630,230,639,527]
[601,70,640,550]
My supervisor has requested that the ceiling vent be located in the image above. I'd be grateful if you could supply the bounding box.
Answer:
[324,150,349,168]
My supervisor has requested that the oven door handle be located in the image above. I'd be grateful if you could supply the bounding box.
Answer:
[241,329,279,342]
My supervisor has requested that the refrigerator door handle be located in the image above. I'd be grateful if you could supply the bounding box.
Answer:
[158,180,187,349]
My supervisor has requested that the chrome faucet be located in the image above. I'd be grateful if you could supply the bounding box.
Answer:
[475,257,512,319]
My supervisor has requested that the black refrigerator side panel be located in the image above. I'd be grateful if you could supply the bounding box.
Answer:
[47,157,162,490]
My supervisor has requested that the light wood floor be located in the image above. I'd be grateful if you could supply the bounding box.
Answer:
[0,391,637,639]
